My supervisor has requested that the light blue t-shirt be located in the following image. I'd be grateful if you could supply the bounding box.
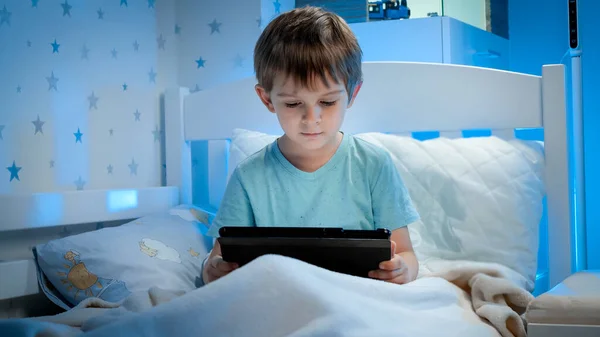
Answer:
[207,133,420,237]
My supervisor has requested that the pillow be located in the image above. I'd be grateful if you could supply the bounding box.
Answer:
[227,128,279,183]
[228,129,546,290]
[33,205,213,310]
[355,133,545,291]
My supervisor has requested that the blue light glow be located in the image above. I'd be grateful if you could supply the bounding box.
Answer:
[107,190,138,212]
[33,193,64,227]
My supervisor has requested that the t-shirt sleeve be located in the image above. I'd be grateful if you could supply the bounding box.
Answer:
[206,169,255,237]
[371,151,420,231]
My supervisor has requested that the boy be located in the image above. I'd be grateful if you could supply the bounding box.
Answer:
[202,6,420,286]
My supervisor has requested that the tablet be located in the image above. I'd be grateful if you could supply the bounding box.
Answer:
[217,226,391,278]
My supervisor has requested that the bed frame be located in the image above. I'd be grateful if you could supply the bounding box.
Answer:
[0,62,580,324]
[164,61,577,296]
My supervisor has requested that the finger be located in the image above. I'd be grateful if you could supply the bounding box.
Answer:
[216,261,238,273]
[369,268,405,280]
[379,260,400,271]
[390,241,397,257]
[209,256,236,272]
[379,255,405,271]
[387,273,410,285]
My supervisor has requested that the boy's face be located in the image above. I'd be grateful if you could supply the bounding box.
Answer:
[256,73,360,152]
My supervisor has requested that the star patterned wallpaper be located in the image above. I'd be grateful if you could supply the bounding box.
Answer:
[0,0,294,195]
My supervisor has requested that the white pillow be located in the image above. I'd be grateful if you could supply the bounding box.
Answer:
[227,128,279,183]
[355,133,545,291]
[227,129,546,290]
[34,205,213,309]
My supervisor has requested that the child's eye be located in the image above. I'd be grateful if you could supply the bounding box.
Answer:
[321,100,337,106]
[285,102,300,108]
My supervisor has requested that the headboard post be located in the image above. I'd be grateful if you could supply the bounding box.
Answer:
[541,64,572,288]
[165,87,192,205]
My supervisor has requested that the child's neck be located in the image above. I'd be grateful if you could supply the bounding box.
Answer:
[279,132,343,173]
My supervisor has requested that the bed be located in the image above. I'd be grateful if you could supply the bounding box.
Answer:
[0,61,598,336]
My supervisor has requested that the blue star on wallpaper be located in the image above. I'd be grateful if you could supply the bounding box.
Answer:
[27,40,32,47]
[51,39,60,53]
[97,8,104,19]
[209,19,221,34]
[74,176,85,190]
[128,158,138,175]
[17,85,21,93]
[0,5,11,26]
[133,40,139,51]
[31,0,39,8]
[107,164,113,174]
[88,92,99,109]
[111,48,118,58]
[157,34,166,50]
[61,1,72,17]
[123,83,128,91]
[120,0,128,8]
[134,109,141,121]
[175,24,181,35]
[274,0,281,14]
[148,0,155,9]
[148,68,156,83]
[81,44,90,59]
[46,71,59,91]
[74,128,83,143]
[256,17,262,28]
[7,161,21,182]
[109,128,114,136]
[196,57,206,68]
[32,115,45,135]
[49,160,54,168]
[0,125,4,140]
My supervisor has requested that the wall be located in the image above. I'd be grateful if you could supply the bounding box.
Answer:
[0,0,292,195]
[509,0,599,269]
[0,0,176,194]
[579,0,600,270]
[295,0,367,23]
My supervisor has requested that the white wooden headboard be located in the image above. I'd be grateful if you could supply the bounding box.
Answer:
[164,61,574,290]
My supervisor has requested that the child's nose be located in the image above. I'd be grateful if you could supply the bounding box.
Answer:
[303,106,322,124]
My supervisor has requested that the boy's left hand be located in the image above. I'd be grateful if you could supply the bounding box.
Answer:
[368,241,411,284]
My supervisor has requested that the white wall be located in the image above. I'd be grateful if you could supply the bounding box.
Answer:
[0,0,176,194]
[443,0,486,30]
[0,0,294,196]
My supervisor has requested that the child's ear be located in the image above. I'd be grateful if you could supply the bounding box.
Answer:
[347,81,363,109]
[255,84,276,113]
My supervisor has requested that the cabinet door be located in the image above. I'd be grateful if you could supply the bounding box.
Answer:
[442,17,509,70]
[350,18,445,63]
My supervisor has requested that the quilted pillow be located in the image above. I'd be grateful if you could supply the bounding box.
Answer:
[227,129,546,290]
[356,133,545,290]
[227,128,279,183]
[33,205,214,310]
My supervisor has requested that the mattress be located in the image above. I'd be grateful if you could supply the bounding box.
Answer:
[525,270,600,325]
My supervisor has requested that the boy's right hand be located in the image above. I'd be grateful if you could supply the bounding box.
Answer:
[203,254,239,284]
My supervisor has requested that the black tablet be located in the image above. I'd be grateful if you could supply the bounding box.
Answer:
[217,226,391,278]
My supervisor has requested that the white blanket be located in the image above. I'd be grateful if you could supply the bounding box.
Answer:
[1,255,533,337]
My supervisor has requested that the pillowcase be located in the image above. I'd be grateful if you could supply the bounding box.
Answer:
[355,133,545,291]
[227,129,546,291]
[227,128,279,183]
[33,205,214,310]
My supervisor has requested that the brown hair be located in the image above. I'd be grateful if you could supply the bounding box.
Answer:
[254,6,363,100]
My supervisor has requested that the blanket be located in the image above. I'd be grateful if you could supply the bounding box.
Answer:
[0,255,534,337]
